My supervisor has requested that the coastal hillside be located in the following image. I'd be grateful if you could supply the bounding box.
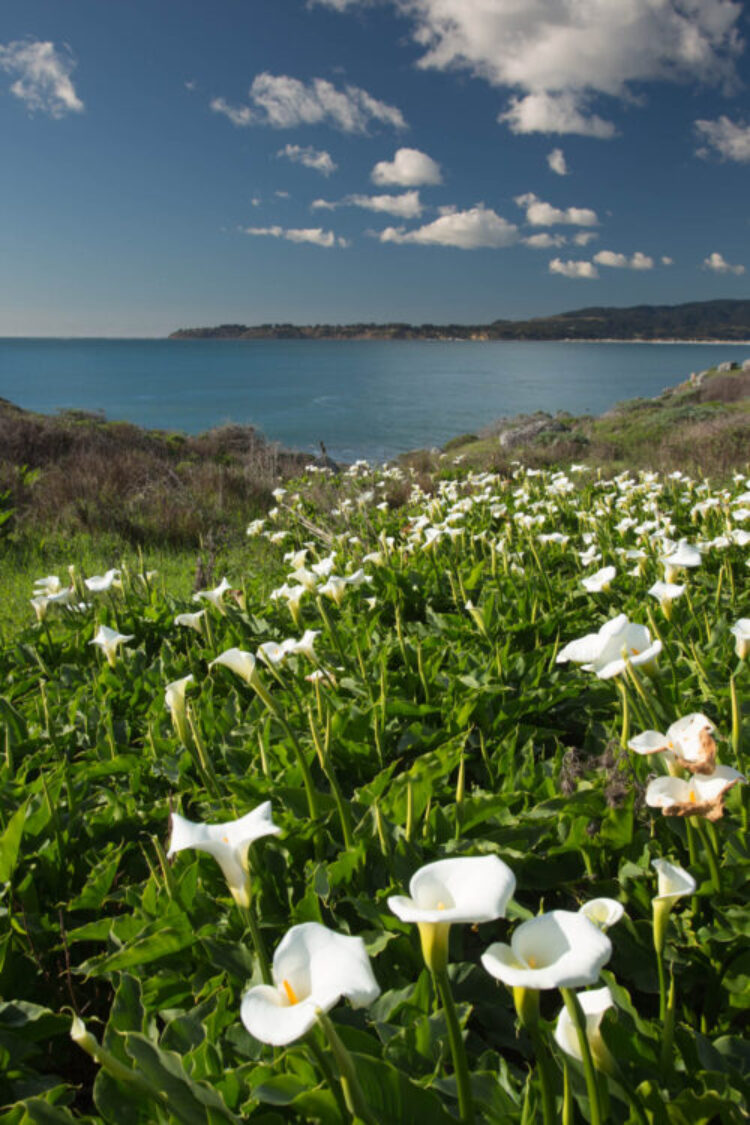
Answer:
[170,298,750,342]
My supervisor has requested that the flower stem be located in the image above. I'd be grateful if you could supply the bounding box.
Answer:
[530,1029,557,1125]
[306,1031,350,1124]
[240,903,271,986]
[694,817,721,895]
[433,969,475,1125]
[316,1010,380,1125]
[560,988,602,1125]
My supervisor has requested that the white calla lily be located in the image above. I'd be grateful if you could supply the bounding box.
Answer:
[89,624,134,667]
[389,856,516,971]
[557,613,661,680]
[554,986,615,1071]
[579,898,625,931]
[165,674,194,742]
[652,858,696,903]
[240,922,380,1045]
[210,647,261,688]
[84,568,121,593]
[193,576,232,611]
[581,566,616,593]
[168,802,280,907]
[629,713,716,773]
[481,910,612,991]
[730,618,750,660]
[174,610,206,634]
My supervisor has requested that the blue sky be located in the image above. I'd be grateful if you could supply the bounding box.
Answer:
[1,0,749,335]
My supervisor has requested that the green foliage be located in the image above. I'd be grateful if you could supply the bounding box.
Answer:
[0,458,747,1122]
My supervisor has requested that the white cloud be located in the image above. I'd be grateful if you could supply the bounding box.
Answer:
[594,249,654,270]
[661,256,674,266]
[379,204,518,249]
[549,257,599,279]
[703,251,745,275]
[547,147,568,175]
[321,1,743,137]
[371,147,442,186]
[500,93,616,138]
[0,39,84,118]
[275,190,291,198]
[277,143,338,175]
[212,73,406,133]
[313,190,423,218]
[243,225,349,248]
[515,192,598,227]
[695,115,750,162]
[573,231,598,247]
[524,232,567,249]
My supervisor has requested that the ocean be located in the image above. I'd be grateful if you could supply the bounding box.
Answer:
[1,337,747,464]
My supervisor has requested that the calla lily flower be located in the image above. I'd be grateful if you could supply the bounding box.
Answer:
[165,674,194,743]
[257,640,296,668]
[579,898,625,931]
[193,576,232,611]
[629,713,717,774]
[33,575,63,595]
[240,922,380,1046]
[389,856,516,971]
[554,986,615,1072]
[210,648,261,688]
[168,801,280,907]
[646,765,744,821]
[287,629,320,660]
[319,576,348,606]
[557,613,661,680]
[481,910,612,991]
[581,566,616,593]
[89,624,134,667]
[84,568,121,593]
[648,580,685,618]
[174,610,207,633]
[730,618,750,660]
[652,858,695,956]
[662,540,701,583]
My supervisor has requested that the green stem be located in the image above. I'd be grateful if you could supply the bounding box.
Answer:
[307,1031,350,1124]
[240,904,271,985]
[316,1010,380,1125]
[433,969,475,1125]
[656,943,667,1024]
[660,971,675,1076]
[562,1061,573,1125]
[694,817,721,895]
[560,988,602,1125]
[530,1029,557,1125]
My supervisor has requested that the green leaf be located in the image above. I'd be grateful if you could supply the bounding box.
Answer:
[0,803,28,883]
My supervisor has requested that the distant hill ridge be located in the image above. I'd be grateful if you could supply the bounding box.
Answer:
[170,299,750,342]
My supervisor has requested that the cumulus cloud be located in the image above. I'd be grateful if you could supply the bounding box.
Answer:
[703,251,745,275]
[319,1,743,137]
[524,232,567,249]
[243,225,349,248]
[212,73,406,133]
[379,204,518,249]
[371,146,442,186]
[549,257,599,279]
[573,231,598,247]
[0,39,84,117]
[695,115,750,162]
[278,143,338,175]
[313,190,423,218]
[515,192,598,227]
[594,249,654,269]
[661,256,674,265]
[500,92,616,138]
[547,147,568,175]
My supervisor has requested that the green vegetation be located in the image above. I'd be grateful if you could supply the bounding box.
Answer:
[0,441,748,1122]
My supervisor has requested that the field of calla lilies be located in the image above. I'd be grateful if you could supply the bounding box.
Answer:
[1,458,748,1124]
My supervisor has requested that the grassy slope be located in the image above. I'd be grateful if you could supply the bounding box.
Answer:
[1,364,748,640]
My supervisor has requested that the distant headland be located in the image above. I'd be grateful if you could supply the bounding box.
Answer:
[170,299,750,343]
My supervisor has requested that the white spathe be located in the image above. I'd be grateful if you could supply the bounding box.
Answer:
[730,618,750,659]
[210,648,260,686]
[168,802,280,907]
[652,858,696,902]
[89,624,134,666]
[388,855,516,925]
[240,922,380,1045]
[481,910,612,990]
[579,898,624,930]
[554,986,614,1064]
[557,613,661,679]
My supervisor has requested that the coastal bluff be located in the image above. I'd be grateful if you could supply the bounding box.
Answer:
[169,299,750,343]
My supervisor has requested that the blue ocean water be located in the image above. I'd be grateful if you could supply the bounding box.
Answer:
[1,338,747,463]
